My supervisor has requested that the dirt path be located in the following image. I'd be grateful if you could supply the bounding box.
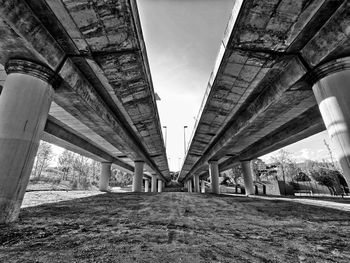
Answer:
[22,190,105,208]
[227,194,350,212]
[1,192,350,262]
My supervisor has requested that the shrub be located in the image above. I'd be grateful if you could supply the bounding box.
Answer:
[294,172,311,182]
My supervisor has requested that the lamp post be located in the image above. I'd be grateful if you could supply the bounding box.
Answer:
[162,126,167,149]
[184,125,188,155]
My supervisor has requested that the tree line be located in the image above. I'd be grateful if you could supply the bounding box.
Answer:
[222,144,349,195]
[30,141,133,190]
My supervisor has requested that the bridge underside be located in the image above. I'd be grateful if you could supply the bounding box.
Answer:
[0,0,170,179]
[0,0,171,223]
[180,0,350,182]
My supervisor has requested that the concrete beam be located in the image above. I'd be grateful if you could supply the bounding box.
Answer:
[182,57,307,182]
[300,1,350,67]
[42,116,134,172]
[0,0,170,181]
[180,0,350,183]
[0,0,65,69]
[219,106,325,172]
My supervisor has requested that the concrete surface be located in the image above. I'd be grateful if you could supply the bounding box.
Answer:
[0,0,170,180]
[0,63,55,223]
[180,0,350,183]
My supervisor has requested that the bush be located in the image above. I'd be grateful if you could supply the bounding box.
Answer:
[71,179,78,190]
[310,168,337,188]
[294,172,311,182]
[79,177,92,190]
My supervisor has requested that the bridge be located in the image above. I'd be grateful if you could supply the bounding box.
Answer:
[0,0,169,223]
[0,0,350,225]
[179,0,350,194]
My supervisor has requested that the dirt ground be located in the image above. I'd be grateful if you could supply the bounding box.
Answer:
[21,190,104,208]
[1,192,350,263]
[289,196,350,204]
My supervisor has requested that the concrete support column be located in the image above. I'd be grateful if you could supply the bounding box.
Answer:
[241,160,255,195]
[99,162,112,191]
[201,180,206,193]
[132,161,144,192]
[0,59,56,223]
[144,179,150,192]
[193,174,200,193]
[157,180,163,192]
[151,175,157,192]
[209,161,220,194]
[312,57,350,186]
[187,180,192,193]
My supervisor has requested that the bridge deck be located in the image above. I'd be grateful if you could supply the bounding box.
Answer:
[0,0,169,179]
[180,0,349,181]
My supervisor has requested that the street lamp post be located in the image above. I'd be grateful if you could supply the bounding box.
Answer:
[162,126,167,149]
[184,125,188,155]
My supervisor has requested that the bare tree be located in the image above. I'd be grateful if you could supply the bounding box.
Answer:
[32,141,53,179]
[252,158,267,182]
[89,160,101,185]
[227,165,243,185]
[111,169,133,187]
[271,149,298,184]
[58,150,75,180]
[323,139,342,173]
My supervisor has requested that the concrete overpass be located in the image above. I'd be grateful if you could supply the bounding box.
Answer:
[0,0,169,223]
[179,0,350,194]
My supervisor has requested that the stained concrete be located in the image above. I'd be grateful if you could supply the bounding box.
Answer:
[180,0,350,182]
[0,0,170,180]
[0,69,54,223]
[99,163,112,191]
[313,64,350,185]
[241,161,255,195]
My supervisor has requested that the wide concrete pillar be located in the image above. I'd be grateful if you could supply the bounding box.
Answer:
[241,160,255,195]
[132,161,144,192]
[209,161,220,194]
[99,162,112,191]
[157,180,163,192]
[187,180,192,193]
[0,59,56,223]
[312,57,350,186]
[151,175,157,192]
[145,179,150,192]
[201,180,206,193]
[193,174,200,193]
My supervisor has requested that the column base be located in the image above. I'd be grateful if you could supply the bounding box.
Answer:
[0,198,22,224]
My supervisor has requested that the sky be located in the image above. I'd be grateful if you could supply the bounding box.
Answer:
[137,0,235,171]
[260,130,333,164]
[51,0,334,171]
[136,0,334,170]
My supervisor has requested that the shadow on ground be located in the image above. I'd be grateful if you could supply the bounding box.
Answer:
[1,192,350,262]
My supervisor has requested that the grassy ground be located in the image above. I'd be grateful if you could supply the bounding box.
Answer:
[1,192,350,262]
